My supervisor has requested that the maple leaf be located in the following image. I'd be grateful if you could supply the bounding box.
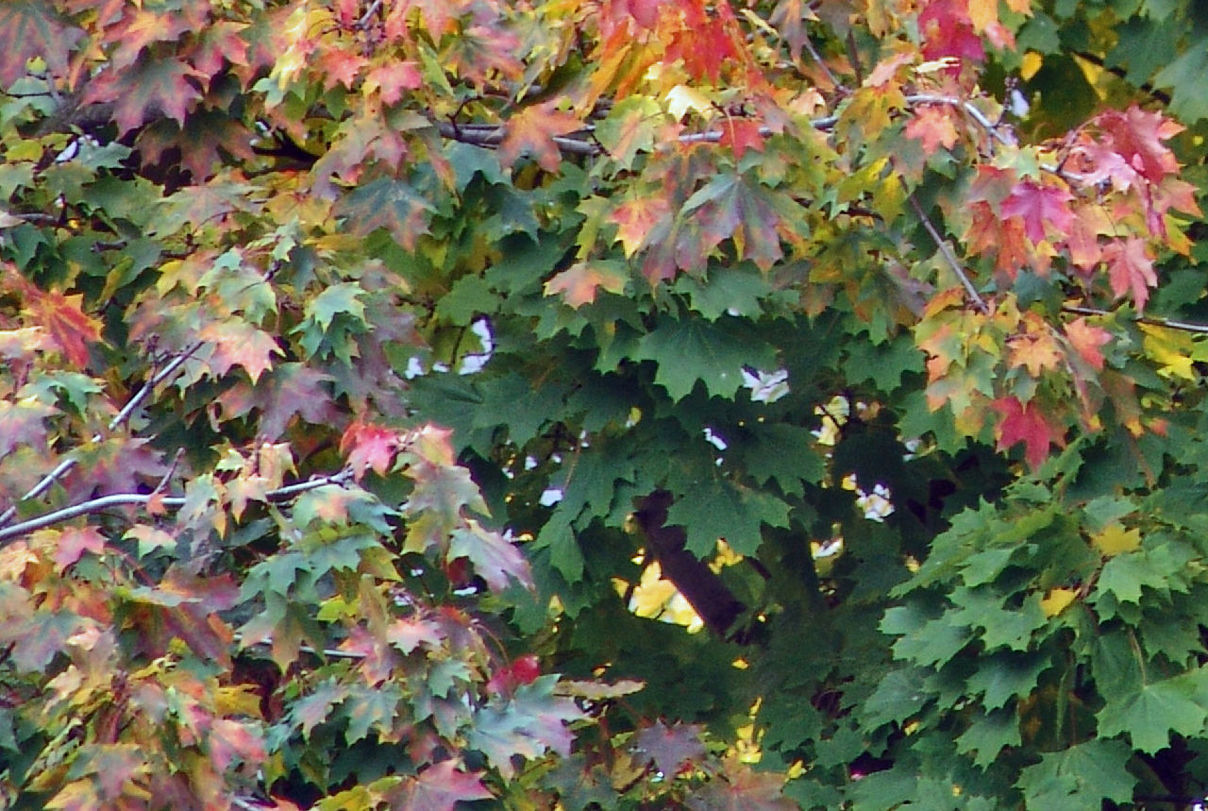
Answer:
[208,718,266,774]
[5,268,102,368]
[386,760,495,810]
[199,321,283,383]
[611,196,673,258]
[904,105,960,155]
[544,261,628,307]
[108,7,192,71]
[318,48,368,91]
[335,176,434,249]
[919,0,984,63]
[1064,317,1111,370]
[53,527,106,573]
[386,616,447,655]
[465,676,583,779]
[991,396,1063,470]
[0,2,84,86]
[364,61,423,105]
[1103,237,1157,310]
[1008,320,1062,376]
[633,721,707,775]
[688,756,797,810]
[448,520,534,592]
[215,363,338,439]
[720,118,765,160]
[498,102,583,173]
[185,21,252,78]
[1095,106,1183,185]
[340,420,401,478]
[1000,179,1074,244]
[82,58,206,136]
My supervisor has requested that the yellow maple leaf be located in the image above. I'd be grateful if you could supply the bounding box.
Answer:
[1040,587,1077,617]
[1091,523,1141,557]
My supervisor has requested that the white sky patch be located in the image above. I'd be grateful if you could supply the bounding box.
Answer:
[742,368,789,403]
[459,316,494,374]
[539,488,564,506]
[703,427,728,451]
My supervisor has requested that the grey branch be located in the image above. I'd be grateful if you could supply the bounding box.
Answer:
[0,342,205,528]
[0,468,356,545]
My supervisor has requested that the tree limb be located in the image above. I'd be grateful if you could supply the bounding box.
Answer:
[0,468,355,545]
[632,491,746,640]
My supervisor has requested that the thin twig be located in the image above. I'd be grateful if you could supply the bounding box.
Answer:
[356,0,383,28]
[1063,305,1208,335]
[0,468,356,544]
[0,342,204,527]
[800,35,843,91]
[907,192,988,313]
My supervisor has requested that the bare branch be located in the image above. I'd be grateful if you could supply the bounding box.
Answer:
[0,342,205,528]
[1063,305,1208,336]
[0,468,356,545]
[907,192,989,313]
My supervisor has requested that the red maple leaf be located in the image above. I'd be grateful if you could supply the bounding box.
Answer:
[385,760,495,811]
[498,102,582,172]
[991,396,1063,469]
[199,320,283,383]
[919,0,984,63]
[1000,179,1074,244]
[340,420,401,478]
[1094,106,1183,184]
[364,61,422,105]
[720,118,766,159]
[611,195,673,258]
[1103,237,1157,310]
[53,526,106,573]
[5,269,102,368]
[108,7,192,71]
[81,58,206,135]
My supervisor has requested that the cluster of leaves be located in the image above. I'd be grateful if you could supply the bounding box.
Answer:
[2,0,1208,808]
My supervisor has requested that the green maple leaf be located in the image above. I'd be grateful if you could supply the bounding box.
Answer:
[966,651,1050,710]
[344,682,402,745]
[1097,672,1208,754]
[448,521,533,591]
[465,676,583,779]
[955,707,1020,768]
[739,423,826,497]
[1018,739,1136,808]
[666,475,790,556]
[636,316,775,401]
[290,680,349,740]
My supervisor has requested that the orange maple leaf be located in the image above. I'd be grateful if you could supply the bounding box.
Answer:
[5,269,102,368]
[544,262,629,308]
[904,105,959,156]
[1064,317,1111,371]
[1008,330,1062,376]
[498,103,582,172]
[611,196,673,257]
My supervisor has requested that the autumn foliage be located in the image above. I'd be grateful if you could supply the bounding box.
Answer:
[2,0,1208,808]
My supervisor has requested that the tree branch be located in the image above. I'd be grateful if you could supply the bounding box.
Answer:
[0,468,355,545]
[0,343,206,528]
[1063,305,1208,335]
[633,491,746,640]
[907,192,989,313]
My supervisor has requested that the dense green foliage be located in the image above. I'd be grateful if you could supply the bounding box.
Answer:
[1,0,1208,808]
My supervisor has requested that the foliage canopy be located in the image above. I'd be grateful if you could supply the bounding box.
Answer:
[2,0,1208,808]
